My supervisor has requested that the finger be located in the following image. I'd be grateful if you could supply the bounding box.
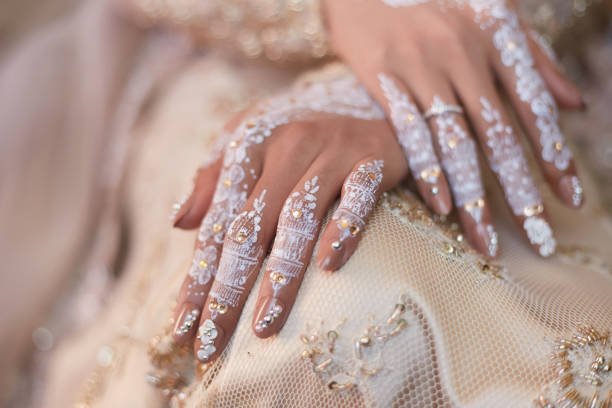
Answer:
[402,64,497,257]
[194,141,313,362]
[526,28,584,110]
[449,59,558,257]
[316,158,388,272]
[488,16,584,209]
[252,157,352,337]
[357,70,452,215]
[173,157,223,229]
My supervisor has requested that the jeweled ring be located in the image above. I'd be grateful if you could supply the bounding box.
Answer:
[424,96,464,119]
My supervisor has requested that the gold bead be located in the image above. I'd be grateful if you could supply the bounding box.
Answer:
[554,141,564,152]
[199,260,208,268]
[339,219,350,229]
[359,336,371,346]
[223,179,232,187]
[235,232,247,243]
[349,225,360,236]
[229,140,238,148]
[406,113,415,122]
[292,209,302,219]
[447,137,458,149]
[523,204,544,217]
[212,223,223,233]
[367,172,376,180]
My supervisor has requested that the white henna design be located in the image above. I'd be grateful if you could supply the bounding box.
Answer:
[210,190,267,309]
[332,160,384,249]
[268,176,320,292]
[480,96,542,216]
[523,216,556,257]
[431,96,484,213]
[378,74,441,187]
[190,75,383,304]
[377,0,572,171]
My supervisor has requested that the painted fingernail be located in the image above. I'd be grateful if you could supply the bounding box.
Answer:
[170,193,191,225]
[196,318,223,362]
[523,216,556,257]
[474,223,499,258]
[428,185,451,215]
[558,175,583,208]
[254,297,284,337]
[173,303,200,340]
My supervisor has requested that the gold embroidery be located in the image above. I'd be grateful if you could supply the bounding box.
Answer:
[301,294,411,391]
[381,188,506,281]
[535,326,611,408]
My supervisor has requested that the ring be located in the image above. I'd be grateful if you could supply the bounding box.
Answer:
[424,96,464,119]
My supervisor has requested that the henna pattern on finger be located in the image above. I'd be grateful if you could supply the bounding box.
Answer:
[480,97,542,216]
[430,96,485,222]
[254,177,321,333]
[331,160,384,251]
[377,1,573,171]
[378,74,441,191]
[210,189,267,310]
[491,14,572,171]
[268,177,320,291]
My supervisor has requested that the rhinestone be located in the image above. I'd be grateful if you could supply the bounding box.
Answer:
[349,225,360,236]
[359,336,371,346]
[406,113,415,122]
[431,186,439,195]
[367,172,376,180]
[229,140,238,148]
[331,241,342,251]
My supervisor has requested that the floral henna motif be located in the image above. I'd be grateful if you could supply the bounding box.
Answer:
[331,160,384,250]
[378,74,441,190]
[491,12,572,171]
[377,0,573,171]
[523,216,556,257]
[432,96,484,219]
[192,75,383,322]
[209,190,267,310]
[267,176,320,292]
[480,96,542,216]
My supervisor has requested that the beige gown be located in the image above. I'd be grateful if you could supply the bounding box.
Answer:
[1,1,611,407]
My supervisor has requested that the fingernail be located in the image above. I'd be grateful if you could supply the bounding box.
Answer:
[474,223,499,258]
[172,303,200,340]
[170,193,191,225]
[254,297,284,338]
[426,183,451,216]
[558,175,583,208]
[196,318,223,362]
[318,255,333,271]
[523,216,556,257]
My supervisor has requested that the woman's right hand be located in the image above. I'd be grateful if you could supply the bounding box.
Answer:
[169,73,410,363]
[323,0,586,257]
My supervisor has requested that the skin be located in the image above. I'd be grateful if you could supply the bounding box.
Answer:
[322,0,585,255]
[170,0,586,363]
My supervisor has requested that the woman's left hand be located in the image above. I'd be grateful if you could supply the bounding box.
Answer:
[170,74,409,362]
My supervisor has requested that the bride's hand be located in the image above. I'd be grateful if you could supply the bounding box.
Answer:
[323,0,584,257]
[169,75,408,362]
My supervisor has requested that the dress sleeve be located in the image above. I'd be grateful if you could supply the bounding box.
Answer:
[124,0,330,63]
